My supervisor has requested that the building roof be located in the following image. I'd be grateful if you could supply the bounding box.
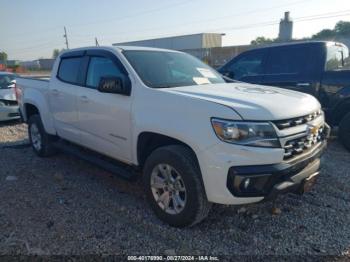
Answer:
[113,33,224,46]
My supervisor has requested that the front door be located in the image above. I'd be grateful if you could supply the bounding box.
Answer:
[77,53,133,163]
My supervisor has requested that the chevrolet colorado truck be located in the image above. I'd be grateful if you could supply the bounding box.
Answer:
[16,46,330,227]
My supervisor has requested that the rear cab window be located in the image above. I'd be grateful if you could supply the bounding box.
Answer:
[57,56,84,85]
[325,43,350,71]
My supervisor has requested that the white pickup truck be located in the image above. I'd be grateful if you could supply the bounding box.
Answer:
[16,46,330,227]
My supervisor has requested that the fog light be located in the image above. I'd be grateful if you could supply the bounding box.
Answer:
[243,178,251,189]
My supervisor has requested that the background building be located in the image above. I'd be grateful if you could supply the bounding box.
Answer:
[38,59,55,70]
[20,59,55,71]
[20,60,40,70]
[113,33,224,50]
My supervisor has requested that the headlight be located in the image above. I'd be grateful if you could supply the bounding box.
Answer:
[0,101,5,107]
[211,118,280,148]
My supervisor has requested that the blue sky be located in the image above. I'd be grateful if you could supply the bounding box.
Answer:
[2,0,350,60]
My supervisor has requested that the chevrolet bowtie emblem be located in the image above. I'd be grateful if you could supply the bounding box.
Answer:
[307,124,319,135]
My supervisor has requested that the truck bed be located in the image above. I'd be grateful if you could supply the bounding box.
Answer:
[17,75,50,81]
[16,76,50,91]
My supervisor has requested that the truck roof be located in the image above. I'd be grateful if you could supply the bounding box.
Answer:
[249,40,346,51]
[60,45,180,58]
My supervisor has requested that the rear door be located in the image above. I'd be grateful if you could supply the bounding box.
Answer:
[220,49,267,84]
[77,50,133,163]
[50,52,85,143]
[260,45,320,97]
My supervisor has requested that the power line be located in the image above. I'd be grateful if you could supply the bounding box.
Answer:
[5,0,194,40]
[68,0,312,43]
[65,0,195,29]
[108,10,350,44]
[0,0,317,47]
[5,8,350,58]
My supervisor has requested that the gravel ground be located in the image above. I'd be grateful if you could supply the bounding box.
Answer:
[0,121,349,258]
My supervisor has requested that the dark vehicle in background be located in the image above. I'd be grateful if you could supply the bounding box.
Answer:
[219,41,350,150]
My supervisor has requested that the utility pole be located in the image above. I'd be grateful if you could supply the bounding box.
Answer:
[95,37,99,47]
[63,26,69,49]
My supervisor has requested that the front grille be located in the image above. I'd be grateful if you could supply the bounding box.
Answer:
[274,110,322,130]
[0,99,18,106]
[283,125,325,160]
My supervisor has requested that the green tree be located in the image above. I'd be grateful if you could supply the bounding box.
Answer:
[334,21,350,36]
[312,21,350,40]
[312,29,336,40]
[0,51,8,62]
[250,36,276,45]
[52,49,60,59]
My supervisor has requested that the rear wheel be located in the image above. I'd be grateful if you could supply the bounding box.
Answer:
[28,115,57,157]
[143,145,212,227]
[339,112,350,151]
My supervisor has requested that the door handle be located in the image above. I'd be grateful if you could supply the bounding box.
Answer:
[51,89,59,96]
[80,95,89,103]
[296,83,311,87]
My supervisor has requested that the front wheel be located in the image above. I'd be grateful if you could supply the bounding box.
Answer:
[339,112,350,151]
[28,115,57,157]
[143,145,212,227]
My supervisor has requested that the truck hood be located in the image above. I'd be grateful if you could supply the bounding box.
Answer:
[0,89,16,101]
[165,83,320,120]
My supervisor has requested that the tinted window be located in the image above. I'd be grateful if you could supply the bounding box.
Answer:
[123,50,225,88]
[58,57,83,84]
[225,51,265,79]
[86,57,124,88]
[326,44,350,71]
[265,46,306,74]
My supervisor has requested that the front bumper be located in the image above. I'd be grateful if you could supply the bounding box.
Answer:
[197,123,330,205]
[0,106,20,121]
[226,141,326,199]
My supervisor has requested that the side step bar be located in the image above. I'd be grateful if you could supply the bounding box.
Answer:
[53,140,138,181]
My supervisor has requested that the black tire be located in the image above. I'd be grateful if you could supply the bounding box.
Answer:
[143,145,212,227]
[339,112,350,151]
[28,114,57,157]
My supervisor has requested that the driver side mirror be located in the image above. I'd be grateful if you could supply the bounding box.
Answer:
[98,76,131,96]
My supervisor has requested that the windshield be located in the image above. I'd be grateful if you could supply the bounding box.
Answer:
[123,50,225,88]
[0,74,15,89]
[326,44,350,71]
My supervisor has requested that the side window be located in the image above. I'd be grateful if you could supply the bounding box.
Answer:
[57,57,83,84]
[265,46,307,74]
[86,57,124,88]
[226,51,265,79]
